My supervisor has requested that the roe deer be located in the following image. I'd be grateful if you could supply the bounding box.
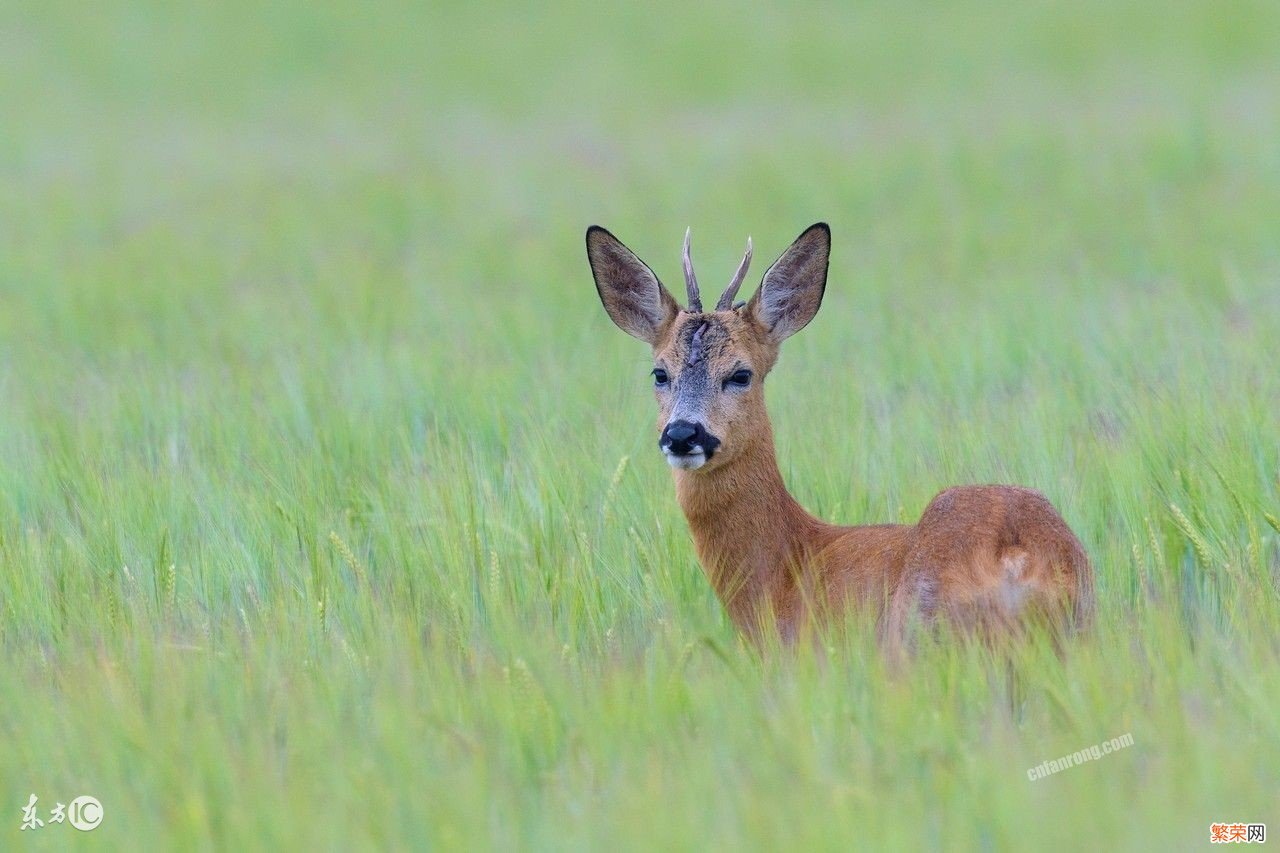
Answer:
[586,223,1095,650]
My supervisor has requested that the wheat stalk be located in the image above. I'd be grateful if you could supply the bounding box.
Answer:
[329,530,370,588]
[1168,503,1214,570]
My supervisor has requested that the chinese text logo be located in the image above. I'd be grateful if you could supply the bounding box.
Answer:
[20,793,103,832]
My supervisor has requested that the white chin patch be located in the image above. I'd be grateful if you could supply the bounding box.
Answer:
[664,450,707,470]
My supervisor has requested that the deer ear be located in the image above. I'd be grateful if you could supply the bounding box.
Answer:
[586,226,680,344]
[747,223,830,342]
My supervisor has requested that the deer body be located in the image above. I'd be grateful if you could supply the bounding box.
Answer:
[587,223,1094,648]
[674,419,909,640]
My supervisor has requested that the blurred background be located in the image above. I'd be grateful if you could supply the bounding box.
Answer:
[4,1,1278,444]
[6,0,1277,557]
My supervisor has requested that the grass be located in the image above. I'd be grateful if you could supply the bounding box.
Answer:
[2,0,1279,848]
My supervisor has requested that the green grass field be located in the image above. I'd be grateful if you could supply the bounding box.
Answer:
[3,1,1279,848]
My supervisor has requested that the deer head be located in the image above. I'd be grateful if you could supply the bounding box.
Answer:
[587,223,830,472]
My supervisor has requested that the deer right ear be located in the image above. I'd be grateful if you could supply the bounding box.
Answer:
[747,223,830,343]
[586,226,680,344]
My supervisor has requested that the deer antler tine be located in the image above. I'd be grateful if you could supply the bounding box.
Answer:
[682,227,702,312]
[716,236,753,311]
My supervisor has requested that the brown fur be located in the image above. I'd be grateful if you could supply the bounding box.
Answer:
[587,224,1095,651]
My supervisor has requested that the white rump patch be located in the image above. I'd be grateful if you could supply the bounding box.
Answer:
[996,551,1032,614]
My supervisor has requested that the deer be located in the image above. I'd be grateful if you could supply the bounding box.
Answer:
[586,222,1095,654]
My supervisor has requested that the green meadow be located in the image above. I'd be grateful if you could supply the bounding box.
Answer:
[2,1,1279,848]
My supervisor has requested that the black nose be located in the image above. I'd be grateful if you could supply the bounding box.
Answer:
[661,420,702,455]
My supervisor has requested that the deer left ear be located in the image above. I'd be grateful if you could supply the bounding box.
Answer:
[747,223,830,342]
[586,226,680,344]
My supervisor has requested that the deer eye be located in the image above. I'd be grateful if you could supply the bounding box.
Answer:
[725,369,752,389]
[652,368,669,387]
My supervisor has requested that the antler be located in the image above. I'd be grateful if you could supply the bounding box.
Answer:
[716,236,753,311]
[682,227,702,312]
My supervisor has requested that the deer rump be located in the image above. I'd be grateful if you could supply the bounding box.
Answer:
[878,485,1094,652]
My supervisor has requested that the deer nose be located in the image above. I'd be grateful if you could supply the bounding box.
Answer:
[661,420,701,455]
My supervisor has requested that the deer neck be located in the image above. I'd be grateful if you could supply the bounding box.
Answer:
[672,416,817,626]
